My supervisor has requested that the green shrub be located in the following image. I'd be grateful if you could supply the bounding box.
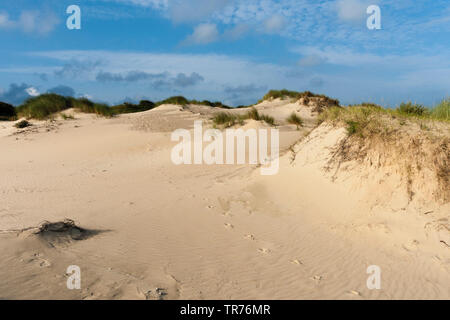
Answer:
[287,112,303,129]
[345,120,359,135]
[397,102,428,116]
[17,94,71,119]
[0,101,16,120]
[14,119,31,128]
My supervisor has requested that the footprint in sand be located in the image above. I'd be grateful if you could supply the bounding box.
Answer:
[244,234,255,240]
[258,248,270,254]
[224,223,234,230]
[311,275,322,282]
[39,259,51,267]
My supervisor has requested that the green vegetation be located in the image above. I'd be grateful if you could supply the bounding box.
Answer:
[155,96,190,106]
[0,101,16,120]
[431,98,450,121]
[16,95,114,119]
[110,101,155,115]
[155,96,232,109]
[286,112,304,129]
[212,112,244,128]
[17,94,72,120]
[260,89,340,108]
[69,98,114,117]
[397,102,427,116]
[319,99,450,138]
[14,119,31,129]
[349,102,383,109]
[246,107,275,125]
[212,107,275,127]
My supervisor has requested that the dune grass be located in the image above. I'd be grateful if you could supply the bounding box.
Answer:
[213,107,275,127]
[286,112,304,129]
[431,98,450,121]
[16,94,72,120]
[69,97,114,117]
[319,100,450,138]
[155,96,232,109]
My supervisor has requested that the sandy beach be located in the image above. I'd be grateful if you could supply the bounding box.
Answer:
[0,99,448,300]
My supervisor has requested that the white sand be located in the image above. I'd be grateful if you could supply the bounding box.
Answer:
[0,103,448,299]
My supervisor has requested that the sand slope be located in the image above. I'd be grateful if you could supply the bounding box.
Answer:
[0,103,448,299]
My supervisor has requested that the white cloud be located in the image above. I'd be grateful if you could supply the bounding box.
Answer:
[25,86,40,96]
[336,0,369,23]
[17,48,450,106]
[169,0,229,23]
[298,54,327,67]
[103,0,168,8]
[223,23,249,40]
[0,10,59,35]
[263,15,286,34]
[183,23,220,45]
[0,12,13,28]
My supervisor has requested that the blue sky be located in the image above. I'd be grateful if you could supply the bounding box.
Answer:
[0,0,449,107]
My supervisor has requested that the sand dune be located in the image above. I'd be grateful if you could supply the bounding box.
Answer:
[0,100,448,299]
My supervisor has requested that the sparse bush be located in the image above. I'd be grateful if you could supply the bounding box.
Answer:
[14,119,31,128]
[287,112,303,129]
[0,101,16,120]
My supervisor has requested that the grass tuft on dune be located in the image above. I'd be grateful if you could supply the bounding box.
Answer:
[213,107,275,128]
